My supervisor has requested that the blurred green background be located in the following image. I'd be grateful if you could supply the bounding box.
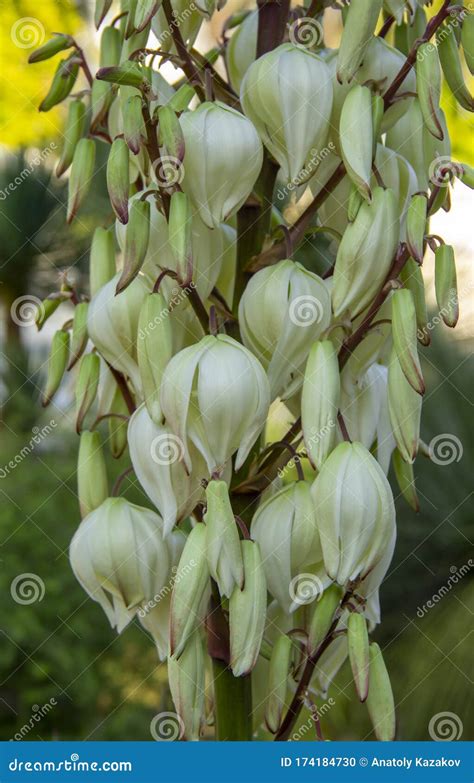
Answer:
[0,0,472,742]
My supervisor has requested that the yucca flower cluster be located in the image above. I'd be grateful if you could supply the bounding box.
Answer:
[31,0,472,742]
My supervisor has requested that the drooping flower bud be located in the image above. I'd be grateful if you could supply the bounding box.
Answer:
[416,42,444,140]
[462,11,474,74]
[392,447,419,512]
[123,95,146,154]
[180,102,263,228]
[89,227,116,297]
[226,10,258,93]
[42,329,70,406]
[151,1,202,53]
[400,258,429,346]
[75,352,100,433]
[264,634,292,734]
[307,584,343,657]
[241,44,333,183]
[107,138,130,224]
[95,0,113,29]
[70,497,170,632]
[311,442,396,586]
[229,540,266,677]
[56,99,87,177]
[366,643,396,741]
[88,272,150,395]
[107,383,129,459]
[336,0,383,84]
[67,139,96,223]
[251,481,325,613]
[160,335,270,474]
[332,187,399,318]
[435,244,459,328]
[68,302,89,370]
[28,33,74,64]
[77,430,108,518]
[388,348,422,463]
[239,259,331,400]
[170,524,210,658]
[406,193,427,265]
[339,85,373,200]
[302,340,340,470]
[157,105,185,171]
[168,192,192,285]
[91,26,122,129]
[136,292,172,424]
[391,289,425,395]
[116,199,150,293]
[97,61,148,89]
[134,0,161,31]
[39,54,79,112]
[204,480,244,599]
[347,612,370,702]
[128,404,206,536]
[437,20,474,112]
[168,632,206,741]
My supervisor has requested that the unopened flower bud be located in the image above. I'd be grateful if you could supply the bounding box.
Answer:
[416,42,444,140]
[180,102,263,228]
[241,44,332,183]
[400,258,429,346]
[239,259,331,399]
[392,447,419,512]
[28,33,74,64]
[307,584,343,657]
[204,480,244,599]
[336,0,383,84]
[70,497,170,632]
[170,524,210,658]
[107,383,129,459]
[91,26,122,128]
[226,10,257,93]
[168,192,192,285]
[391,289,425,395]
[347,612,370,702]
[366,643,396,741]
[158,105,185,165]
[88,272,150,395]
[107,138,130,224]
[161,335,270,474]
[339,85,373,200]
[36,296,62,331]
[332,187,399,318]
[95,0,113,29]
[77,430,108,518]
[67,139,96,223]
[151,2,201,52]
[134,0,161,32]
[264,634,292,734]
[97,62,148,89]
[56,99,87,177]
[437,20,474,112]
[68,302,89,370]
[136,292,172,424]
[75,352,100,433]
[302,340,340,470]
[123,95,146,154]
[311,442,396,586]
[39,55,79,112]
[229,540,266,677]
[89,227,116,297]
[116,198,150,293]
[251,481,324,613]
[168,632,206,741]
[406,193,427,265]
[128,404,206,536]
[42,329,70,406]
[388,348,422,463]
[435,244,459,328]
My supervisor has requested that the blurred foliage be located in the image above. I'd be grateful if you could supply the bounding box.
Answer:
[0,0,81,148]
